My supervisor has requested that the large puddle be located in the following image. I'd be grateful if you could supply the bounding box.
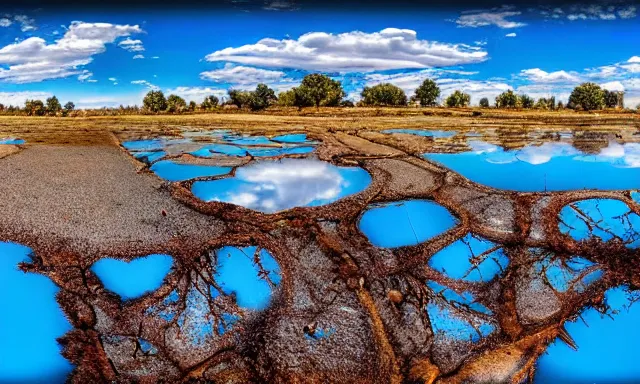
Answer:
[0,242,73,383]
[425,140,640,191]
[192,158,371,213]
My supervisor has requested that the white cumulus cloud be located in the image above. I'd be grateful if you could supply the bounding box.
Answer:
[519,68,581,83]
[200,63,288,87]
[0,21,143,83]
[164,86,228,102]
[505,32,517,37]
[205,28,487,72]
[118,37,145,52]
[0,91,52,106]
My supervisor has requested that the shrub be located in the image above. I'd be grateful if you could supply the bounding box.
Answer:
[604,90,624,108]
[520,94,535,109]
[201,95,219,110]
[248,83,277,111]
[479,97,490,108]
[228,89,252,108]
[444,90,471,107]
[360,83,407,106]
[25,99,46,116]
[414,79,440,106]
[278,90,296,107]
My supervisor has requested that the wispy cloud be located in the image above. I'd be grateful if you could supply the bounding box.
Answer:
[454,6,526,28]
[131,80,158,90]
[118,37,145,52]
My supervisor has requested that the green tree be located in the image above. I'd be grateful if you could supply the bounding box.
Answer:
[604,90,623,108]
[248,83,277,111]
[557,101,564,109]
[479,97,490,108]
[495,90,519,108]
[46,96,62,115]
[188,101,197,111]
[25,99,46,116]
[444,90,471,108]
[296,74,345,108]
[278,89,296,107]
[519,94,535,109]
[414,79,440,107]
[166,94,187,113]
[201,95,219,110]
[568,82,605,111]
[228,89,252,108]
[360,83,407,106]
[64,101,75,112]
[143,90,168,112]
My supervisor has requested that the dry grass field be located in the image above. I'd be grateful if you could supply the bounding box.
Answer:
[0,107,638,145]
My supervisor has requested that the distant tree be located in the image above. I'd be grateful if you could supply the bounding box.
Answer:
[519,94,535,109]
[557,101,564,109]
[46,96,62,115]
[295,74,345,108]
[166,94,187,113]
[445,90,471,108]
[568,82,605,111]
[277,89,296,107]
[248,83,277,111]
[495,90,519,108]
[479,97,490,108]
[201,95,219,110]
[228,89,252,108]
[25,99,46,116]
[604,90,624,108]
[340,100,355,107]
[143,90,168,112]
[360,83,407,106]
[292,87,314,109]
[414,79,440,107]
[64,101,75,112]
[188,101,197,111]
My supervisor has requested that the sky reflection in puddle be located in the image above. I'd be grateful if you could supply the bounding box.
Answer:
[0,137,25,145]
[535,286,640,382]
[150,160,232,182]
[358,200,458,248]
[91,254,174,300]
[425,141,640,191]
[0,242,73,383]
[428,234,508,282]
[192,158,371,213]
[383,129,457,138]
[559,199,640,249]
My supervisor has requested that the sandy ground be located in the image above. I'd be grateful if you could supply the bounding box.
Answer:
[0,144,225,259]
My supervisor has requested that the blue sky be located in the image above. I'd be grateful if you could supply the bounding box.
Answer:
[0,3,639,108]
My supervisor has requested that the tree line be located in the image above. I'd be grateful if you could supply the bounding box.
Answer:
[0,74,630,116]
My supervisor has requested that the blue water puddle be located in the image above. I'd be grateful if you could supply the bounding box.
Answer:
[122,139,166,151]
[272,133,311,143]
[358,200,458,248]
[632,191,639,204]
[0,242,73,383]
[0,137,25,145]
[138,338,158,354]
[91,254,173,300]
[531,251,602,293]
[224,135,275,146]
[214,246,282,310]
[428,234,508,282]
[246,146,316,157]
[190,143,250,157]
[150,160,232,182]
[305,326,337,341]
[559,199,640,249]
[535,286,640,383]
[427,282,495,342]
[383,129,457,138]
[192,158,371,213]
[132,151,166,163]
[425,141,640,191]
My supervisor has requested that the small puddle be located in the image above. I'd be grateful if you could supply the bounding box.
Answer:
[559,199,640,249]
[358,200,458,248]
[214,246,281,310]
[383,129,456,138]
[91,254,174,300]
[535,286,640,382]
[425,141,640,191]
[0,242,73,383]
[192,158,371,213]
[150,160,232,182]
[428,234,508,282]
[0,137,25,145]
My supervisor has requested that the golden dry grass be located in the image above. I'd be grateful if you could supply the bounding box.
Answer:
[0,107,637,145]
